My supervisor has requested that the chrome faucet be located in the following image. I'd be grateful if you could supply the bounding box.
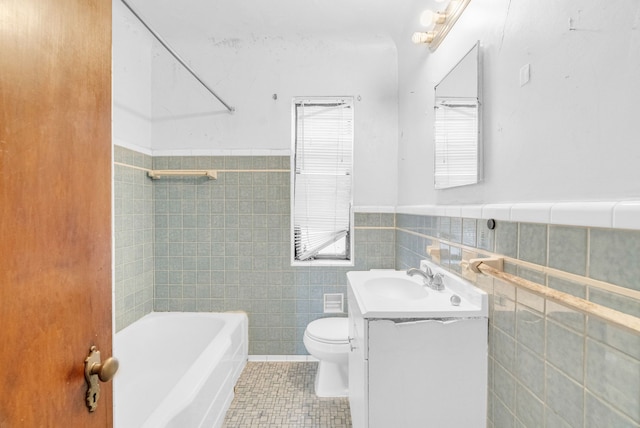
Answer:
[407,266,446,291]
[406,267,434,284]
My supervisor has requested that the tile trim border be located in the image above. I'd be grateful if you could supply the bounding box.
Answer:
[152,148,292,157]
[114,161,152,173]
[397,201,640,230]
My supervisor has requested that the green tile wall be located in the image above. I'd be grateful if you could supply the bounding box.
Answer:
[113,147,640,426]
[397,214,640,428]
[151,156,394,354]
[113,149,395,354]
[114,146,154,330]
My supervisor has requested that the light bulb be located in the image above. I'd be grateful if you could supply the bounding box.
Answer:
[412,31,435,44]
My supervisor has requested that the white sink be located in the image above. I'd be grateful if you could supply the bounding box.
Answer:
[347,262,487,319]
[364,277,429,300]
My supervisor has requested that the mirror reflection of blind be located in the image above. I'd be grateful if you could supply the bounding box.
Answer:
[434,98,479,188]
[293,99,353,261]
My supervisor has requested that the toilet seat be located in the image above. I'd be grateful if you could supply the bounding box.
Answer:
[305,318,349,344]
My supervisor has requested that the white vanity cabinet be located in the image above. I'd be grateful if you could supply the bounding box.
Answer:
[347,269,488,428]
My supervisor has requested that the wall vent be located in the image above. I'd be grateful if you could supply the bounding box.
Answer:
[323,293,344,313]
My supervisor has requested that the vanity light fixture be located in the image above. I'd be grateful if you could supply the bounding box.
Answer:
[412,0,472,51]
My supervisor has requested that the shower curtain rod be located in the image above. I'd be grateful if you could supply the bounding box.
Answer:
[120,0,235,113]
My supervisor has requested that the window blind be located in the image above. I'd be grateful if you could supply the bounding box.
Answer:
[292,99,353,262]
[434,98,479,188]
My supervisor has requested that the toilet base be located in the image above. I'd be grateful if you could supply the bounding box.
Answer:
[314,360,348,398]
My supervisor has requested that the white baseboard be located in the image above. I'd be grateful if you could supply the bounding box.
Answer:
[248,355,318,362]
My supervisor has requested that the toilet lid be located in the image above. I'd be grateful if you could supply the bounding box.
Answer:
[306,318,349,344]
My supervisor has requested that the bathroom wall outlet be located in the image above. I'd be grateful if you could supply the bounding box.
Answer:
[323,293,344,313]
[519,64,531,86]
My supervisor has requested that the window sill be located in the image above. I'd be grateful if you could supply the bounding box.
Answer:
[291,259,354,268]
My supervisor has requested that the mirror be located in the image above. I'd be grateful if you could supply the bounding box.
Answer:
[434,42,481,189]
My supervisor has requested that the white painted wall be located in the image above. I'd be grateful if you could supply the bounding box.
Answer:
[113,0,640,207]
[397,0,640,205]
[149,35,399,207]
[112,0,153,153]
[112,0,401,207]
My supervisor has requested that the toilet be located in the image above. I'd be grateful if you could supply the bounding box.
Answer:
[303,317,350,397]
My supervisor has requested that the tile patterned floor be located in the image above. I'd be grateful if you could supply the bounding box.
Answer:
[223,362,352,428]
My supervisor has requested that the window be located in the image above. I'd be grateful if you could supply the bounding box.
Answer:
[291,98,354,264]
[434,98,479,189]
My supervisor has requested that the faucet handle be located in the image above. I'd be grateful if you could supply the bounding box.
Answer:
[430,273,445,290]
[424,266,434,279]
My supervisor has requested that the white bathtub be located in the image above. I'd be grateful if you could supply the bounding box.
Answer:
[114,312,248,428]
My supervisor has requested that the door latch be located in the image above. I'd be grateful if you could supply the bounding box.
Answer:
[84,345,119,412]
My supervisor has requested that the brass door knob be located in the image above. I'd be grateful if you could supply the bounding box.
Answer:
[89,356,119,382]
[84,346,119,412]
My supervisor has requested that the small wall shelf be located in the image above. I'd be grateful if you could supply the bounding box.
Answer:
[147,170,217,180]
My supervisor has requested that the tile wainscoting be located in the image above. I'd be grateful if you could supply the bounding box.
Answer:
[115,145,640,427]
[114,146,395,355]
[396,210,640,428]
[114,147,154,330]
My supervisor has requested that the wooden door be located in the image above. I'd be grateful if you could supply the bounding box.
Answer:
[0,0,113,426]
